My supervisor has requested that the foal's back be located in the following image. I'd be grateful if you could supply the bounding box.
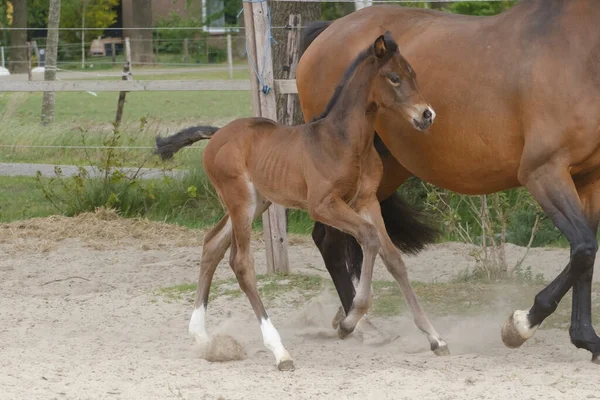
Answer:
[202,117,310,209]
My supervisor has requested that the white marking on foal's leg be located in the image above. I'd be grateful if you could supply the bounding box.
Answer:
[502,309,538,348]
[189,306,209,345]
[260,318,294,371]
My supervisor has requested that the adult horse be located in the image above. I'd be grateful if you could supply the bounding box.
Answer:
[296,0,600,363]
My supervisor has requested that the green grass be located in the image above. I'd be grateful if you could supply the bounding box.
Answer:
[157,273,328,304]
[0,68,253,166]
[0,176,57,222]
[0,171,315,233]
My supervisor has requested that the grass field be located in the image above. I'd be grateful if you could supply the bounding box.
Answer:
[1,68,253,166]
[0,64,313,230]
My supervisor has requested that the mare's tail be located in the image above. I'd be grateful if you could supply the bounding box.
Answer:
[154,125,219,160]
[299,21,333,59]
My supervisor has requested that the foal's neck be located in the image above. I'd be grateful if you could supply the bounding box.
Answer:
[326,57,379,150]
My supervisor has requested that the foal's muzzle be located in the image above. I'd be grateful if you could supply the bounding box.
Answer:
[412,106,435,131]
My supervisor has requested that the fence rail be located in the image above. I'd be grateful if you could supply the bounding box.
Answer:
[0,79,298,94]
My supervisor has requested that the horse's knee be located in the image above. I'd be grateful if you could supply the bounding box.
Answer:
[358,224,380,254]
[231,253,254,285]
[572,237,598,277]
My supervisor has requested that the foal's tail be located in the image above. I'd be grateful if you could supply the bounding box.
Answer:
[154,125,220,160]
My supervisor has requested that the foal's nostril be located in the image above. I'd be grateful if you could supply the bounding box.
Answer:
[423,109,432,120]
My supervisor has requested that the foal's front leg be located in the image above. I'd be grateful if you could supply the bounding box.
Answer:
[361,199,450,356]
[310,196,381,338]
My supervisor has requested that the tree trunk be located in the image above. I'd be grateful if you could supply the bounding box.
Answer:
[271,0,321,125]
[9,0,28,74]
[41,0,62,126]
[130,0,154,65]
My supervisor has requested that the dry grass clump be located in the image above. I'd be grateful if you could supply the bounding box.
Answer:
[0,207,204,252]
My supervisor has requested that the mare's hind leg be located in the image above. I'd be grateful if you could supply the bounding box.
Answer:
[361,199,449,356]
[223,180,294,371]
[189,215,232,344]
[502,163,600,362]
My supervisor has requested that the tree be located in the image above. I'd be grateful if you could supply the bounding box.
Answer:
[9,0,28,73]
[41,0,61,125]
[271,1,320,125]
[130,0,154,64]
[27,0,119,43]
[448,1,517,16]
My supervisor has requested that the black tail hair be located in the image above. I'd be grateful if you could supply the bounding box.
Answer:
[154,125,220,161]
[381,191,440,255]
[299,21,333,59]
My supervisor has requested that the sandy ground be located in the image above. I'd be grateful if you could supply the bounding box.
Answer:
[1,211,599,400]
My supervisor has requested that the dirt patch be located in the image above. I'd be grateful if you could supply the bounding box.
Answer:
[0,214,598,399]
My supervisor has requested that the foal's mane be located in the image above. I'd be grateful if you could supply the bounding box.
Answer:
[311,35,398,122]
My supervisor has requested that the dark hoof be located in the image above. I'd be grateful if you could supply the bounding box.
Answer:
[277,359,295,371]
[433,343,451,356]
[592,354,600,365]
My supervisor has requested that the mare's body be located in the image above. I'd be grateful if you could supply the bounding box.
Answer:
[296,0,600,362]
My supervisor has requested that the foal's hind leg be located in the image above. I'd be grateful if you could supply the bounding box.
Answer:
[189,215,232,344]
[502,163,600,362]
[223,181,294,370]
[361,199,449,356]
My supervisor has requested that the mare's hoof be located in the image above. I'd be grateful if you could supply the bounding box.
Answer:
[433,343,451,356]
[332,306,345,330]
[277,359,295,371]
[592,354,600,365]
[501,310,536,349]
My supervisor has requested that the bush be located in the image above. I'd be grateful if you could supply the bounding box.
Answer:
[35,119,225,228]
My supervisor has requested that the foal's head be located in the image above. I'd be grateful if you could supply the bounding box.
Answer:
[370,32,434,131]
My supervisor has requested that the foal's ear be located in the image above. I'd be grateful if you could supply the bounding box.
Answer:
[374,34,388,59]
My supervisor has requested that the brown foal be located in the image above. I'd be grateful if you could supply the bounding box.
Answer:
[155,32,446,370]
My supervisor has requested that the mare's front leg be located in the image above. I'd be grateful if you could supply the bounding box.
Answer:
[361,198,449,356]
[310,196,381,338]
[502,160,600,363]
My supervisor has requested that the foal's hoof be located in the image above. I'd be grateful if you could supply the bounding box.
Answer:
[277,359,295,371]
[501,310,538,349]
[432,342,451,356]
[337,324,353,340]
[332,306,345,330]
[592,354,600,365]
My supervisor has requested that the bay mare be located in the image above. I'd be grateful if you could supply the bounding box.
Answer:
[296,0,600,363]
[155,33,446,370]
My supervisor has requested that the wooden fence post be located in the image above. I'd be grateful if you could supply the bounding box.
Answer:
[111,42,117,65]
[284,14,301,126]
[243,1,289,274]
[27,42,32,81]
[183,38,190,64]
[227,33,234,80]
[31,40,40,65]
[115,38,133,127]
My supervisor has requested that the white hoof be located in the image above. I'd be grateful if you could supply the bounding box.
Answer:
[501,309,538,348]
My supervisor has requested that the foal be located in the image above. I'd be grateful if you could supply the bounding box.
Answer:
[155,32,447,370]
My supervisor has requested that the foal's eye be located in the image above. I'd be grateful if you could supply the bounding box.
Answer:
[388,74,401,84]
